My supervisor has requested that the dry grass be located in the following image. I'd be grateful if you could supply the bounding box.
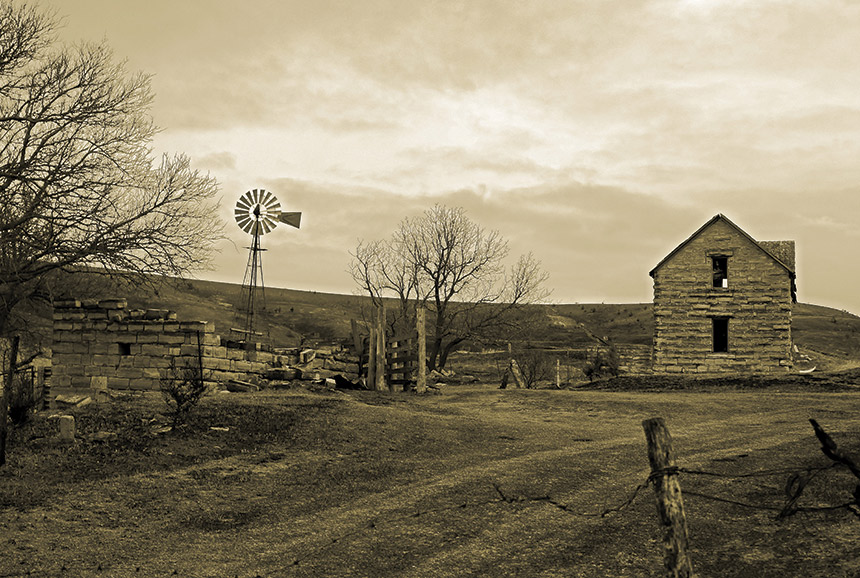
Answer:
[2,385,860,577]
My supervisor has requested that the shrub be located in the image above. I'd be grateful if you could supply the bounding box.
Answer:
[583,345,619,382]
[160,357,208,428]
[513,348,552,389]
[9,369,36,425]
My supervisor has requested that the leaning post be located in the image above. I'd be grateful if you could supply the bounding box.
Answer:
[642,417,694,578]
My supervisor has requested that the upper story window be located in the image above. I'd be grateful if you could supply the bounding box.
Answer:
[712,256,728,288]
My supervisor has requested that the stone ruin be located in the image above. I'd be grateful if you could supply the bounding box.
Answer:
[51,298,281,395]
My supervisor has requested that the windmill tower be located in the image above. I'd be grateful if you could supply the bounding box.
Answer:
[233,188,301,343]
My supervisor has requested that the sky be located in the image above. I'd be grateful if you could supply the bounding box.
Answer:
[44,0,860,313]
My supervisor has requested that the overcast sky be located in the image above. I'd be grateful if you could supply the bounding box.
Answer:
[46,0,860,313]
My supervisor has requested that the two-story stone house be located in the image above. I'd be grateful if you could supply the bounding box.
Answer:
[649,214,796,373]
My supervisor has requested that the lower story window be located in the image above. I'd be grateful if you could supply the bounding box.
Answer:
[712,317,729,352]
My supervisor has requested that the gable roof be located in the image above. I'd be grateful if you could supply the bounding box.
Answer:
[649,214,796,279]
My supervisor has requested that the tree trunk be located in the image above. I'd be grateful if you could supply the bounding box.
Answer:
[0,336,20,467]
[437,338,465,370]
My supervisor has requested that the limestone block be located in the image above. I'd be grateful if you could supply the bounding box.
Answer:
[203,357,231,371]
[181,344,204,357]
[131,355,156,368]
[51,340,76,355]
[180,321,207,332]
[53,353,83,368]
[143,322,166,333]
[52,375,72,388]
[231,360,253,373]
[203,346,227,359]
[144,309,170,320]
[162,322,180,332]
[115,367,144,379]
[157,334,186,345]
[70,375,92,388]
[58,416,75,441]
[227,348,245,361]
[142,367,163,380]
[91,353,121,367]
[128,378,156,391]
[107,377,130,389]
[140,344,170,357]
[61,311,86,321]
[136,333,159,344]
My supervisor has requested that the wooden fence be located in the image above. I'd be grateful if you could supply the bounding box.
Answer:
[359,305,426,393]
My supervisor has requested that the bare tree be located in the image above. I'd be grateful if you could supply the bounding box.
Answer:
[0,2,223,464]
[0,2,223,335]
[351,205,549,371]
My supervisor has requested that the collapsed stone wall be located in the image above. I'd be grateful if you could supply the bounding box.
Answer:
[652,219,793,374]
[52,298,279,391]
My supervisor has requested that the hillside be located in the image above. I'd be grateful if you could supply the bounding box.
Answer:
[16,274,860,369]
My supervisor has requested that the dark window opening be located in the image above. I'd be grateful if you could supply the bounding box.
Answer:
[713,318,729,353]
[118,342,132,356]
[712,256,728,288]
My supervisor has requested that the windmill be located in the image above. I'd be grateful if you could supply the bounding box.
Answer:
[233,188,301,342]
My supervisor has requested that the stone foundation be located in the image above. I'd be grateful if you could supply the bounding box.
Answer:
[52,298,281,392]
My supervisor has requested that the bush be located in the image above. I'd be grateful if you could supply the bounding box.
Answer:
[160,357,208,428]
[513,348,552,389]
[583,345,619,382]
[9,370,36,425]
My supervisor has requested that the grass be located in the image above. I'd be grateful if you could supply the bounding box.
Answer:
[2,382,860,577]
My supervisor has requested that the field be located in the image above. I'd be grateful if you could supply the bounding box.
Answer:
[3,381,860,577]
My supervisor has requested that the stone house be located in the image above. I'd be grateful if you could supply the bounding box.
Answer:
[649,214,796,374]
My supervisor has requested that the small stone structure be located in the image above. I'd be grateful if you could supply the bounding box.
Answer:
[52,298,279,392]
[649,214,796,374]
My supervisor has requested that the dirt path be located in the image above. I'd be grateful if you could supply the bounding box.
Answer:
[2,388,859,577]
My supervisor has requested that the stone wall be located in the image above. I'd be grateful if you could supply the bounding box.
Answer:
[52,298,279,391]
[652,218,793,373]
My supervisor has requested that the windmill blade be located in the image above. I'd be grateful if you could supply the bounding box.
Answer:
[278,211,302,229]
[261,216,276,234]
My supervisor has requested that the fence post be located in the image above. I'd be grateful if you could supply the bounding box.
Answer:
[642,417,694,578]
[556,358,561,388]
[416,307,427,393]
[368,321,377,390]
[375,305,387,392]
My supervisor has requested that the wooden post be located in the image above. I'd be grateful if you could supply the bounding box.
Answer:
[0,336,20,466]
[368,322,377,390]
[556,358,561,388]
[350,319,362,356]
[509,358,525,388]
[375,305,387,392]
[416,307,427,393]
[642,418,694,578]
